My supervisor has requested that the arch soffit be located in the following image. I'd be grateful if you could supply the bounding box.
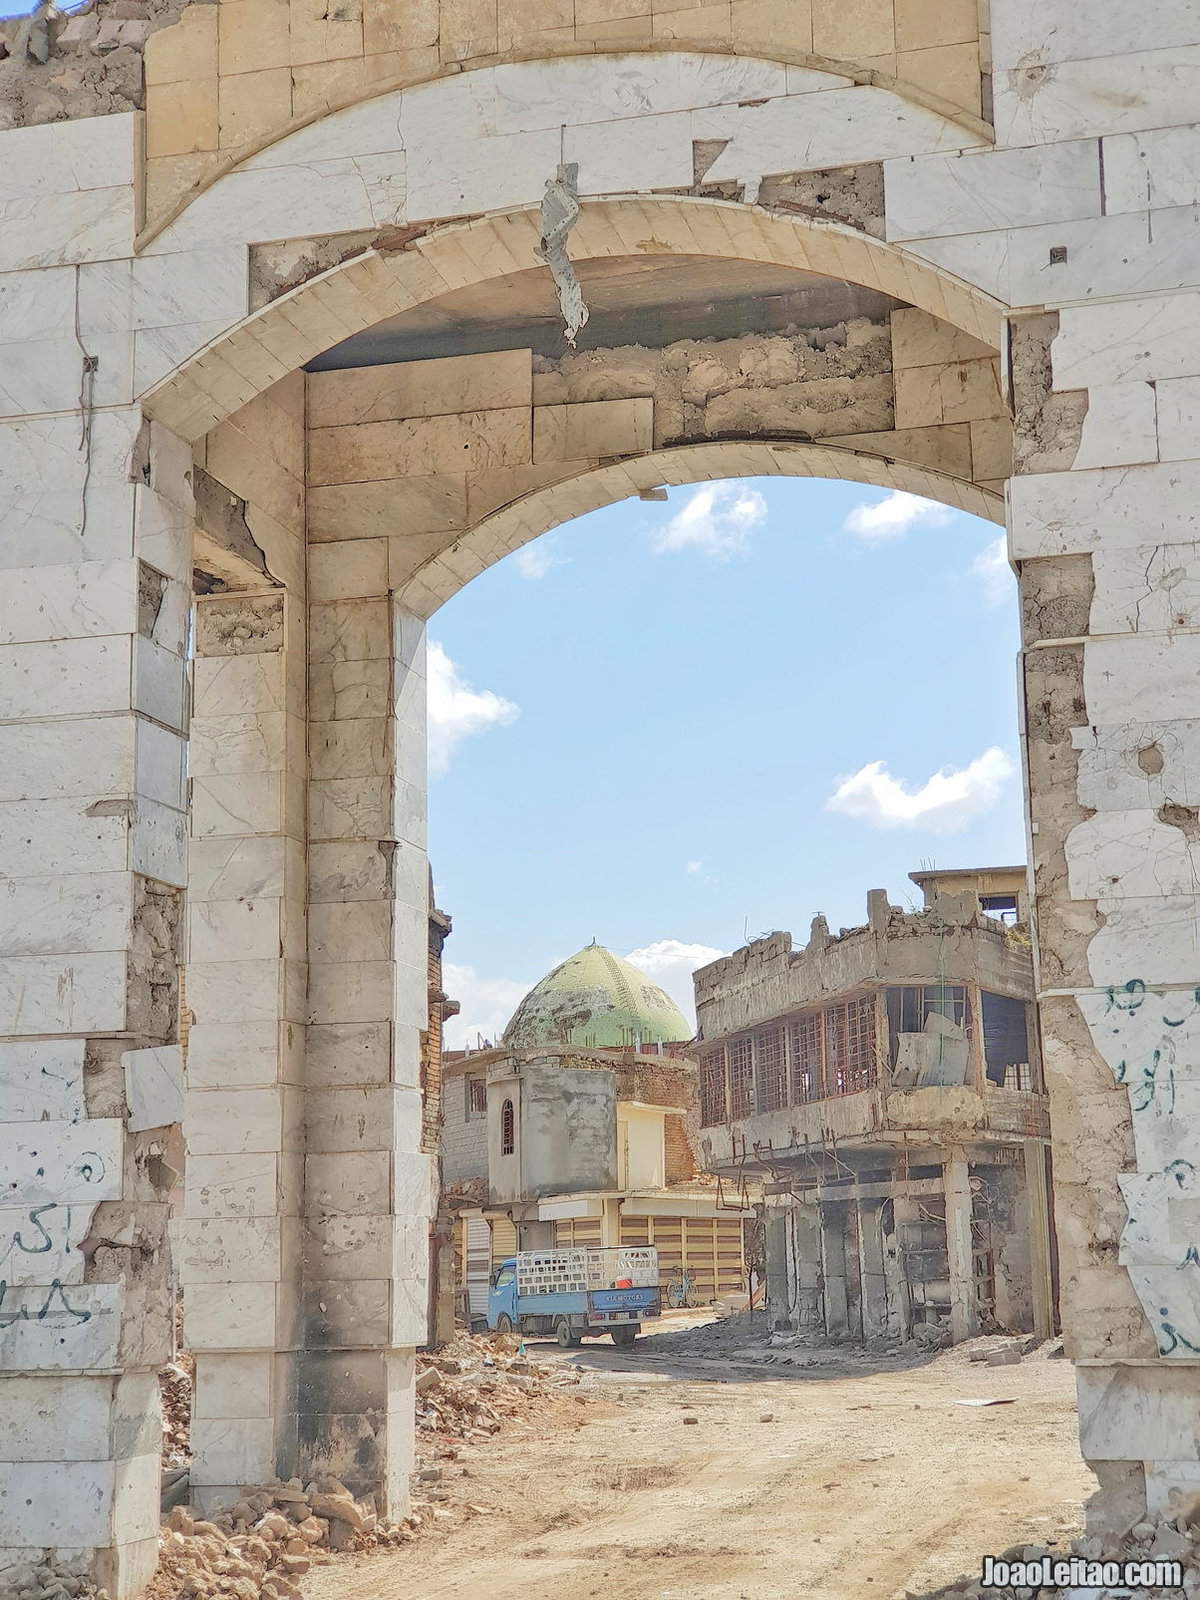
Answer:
[397,440,1006,620]
[138,40,993,250]
[142,197,1006,445]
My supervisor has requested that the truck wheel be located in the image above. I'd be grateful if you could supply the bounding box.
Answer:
[610,1325,638,1348]
[555,1317,579,1348]
[494,1313,513,1334]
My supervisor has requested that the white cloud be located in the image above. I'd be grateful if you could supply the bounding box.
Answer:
[427,641,519,776]
[512,538,565,580]
[826,746,1015,833]
[971,534,1013,604]
[685,860,703,875]
[654,481,767,560]
[843,490,954,542]
[442,963,531,1051]
[625,938,726,1027]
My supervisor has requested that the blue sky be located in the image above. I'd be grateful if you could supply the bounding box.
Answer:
[430,478,1022,1047]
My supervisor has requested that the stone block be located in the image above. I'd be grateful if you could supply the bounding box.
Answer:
[308,842,392,902]
[308,539,389,602]
[307,475,468,543]
[1054,293,1200,391]
[0,635,134,722]
[1010,462,1200,559]
[194,652,287,718]
[217,67,293,151]
[0,1040,85,1123]
[995,44,1200,146]
[176,1216,283,1285]
[1103,124,1200,216]
[123,1044,184,1132]
[183,1282,277,1351]
[184,1152,281,1219]
[0,1375,115,1460]
[187,1017,291,1093]
[885,140,1101,242]
[305,1151,392,1216]
[308,409,533,485]
[305,1087,408,1154]
[1078,1363,1200,1460]
[302,1280,390,1348]
[309,718,391,781]
[304,1213,394,1281]
[0,873,131,961]
[308,599,391,665]
[305,1021,391,1087]
[0,1283,123,1371]
[1156,377,1200,464]
[894,0,976,50]
[192,1351,276,1417]
[185,1088,283,1155]
[308,901,393,965]
[306,960,395,1025]
[188,1418,276,1487]
[309,350,532,427]
[145,79,220,160]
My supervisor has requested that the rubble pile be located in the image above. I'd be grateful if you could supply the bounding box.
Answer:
[145,1479,414,1600]
[1,1557,106,1600]
[160,1355,194,1469]
[414,1330,585,1446]
[917,1506,1200,1599]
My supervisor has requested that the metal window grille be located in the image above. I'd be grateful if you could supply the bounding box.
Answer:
[825,1005,847,1095]
[500,1098,515,1155]
[467,1077,486,1117]
[729,1038,754,1119]
[756,1025,787,1113]
[789,1013,821,1102]
[845,996,876,1093]
[825,998,876,1096]
[700,1047,727,1127]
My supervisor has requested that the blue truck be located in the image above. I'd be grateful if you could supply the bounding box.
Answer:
[486,1246,661,1348]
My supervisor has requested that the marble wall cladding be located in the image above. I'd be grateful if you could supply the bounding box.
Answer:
[146,53,982,256]
[183,395,306,1503]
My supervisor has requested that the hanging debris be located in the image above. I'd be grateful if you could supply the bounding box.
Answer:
[535,163,590,347]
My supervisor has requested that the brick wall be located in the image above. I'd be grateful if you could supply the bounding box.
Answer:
[442,1071,490,1185]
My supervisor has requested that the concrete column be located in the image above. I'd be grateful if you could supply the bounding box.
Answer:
[181,588,307,1511]
[944,1155,977,1343]
[1024,1141,1054,1342]
[819,1205,850,1337]
[300,590,432,1516]
[791,1204,823,1329]
[857,1201,890,1339]
[890,1197,919,1341]
[0,413,191,1597]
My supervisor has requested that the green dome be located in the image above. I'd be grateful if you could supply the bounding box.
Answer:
[503,943,692,1050]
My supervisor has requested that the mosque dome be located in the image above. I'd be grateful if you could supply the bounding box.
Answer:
[502,942,693,1050]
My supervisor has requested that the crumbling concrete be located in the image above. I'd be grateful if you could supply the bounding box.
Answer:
[0,0,201,130]
[533,320,895,447]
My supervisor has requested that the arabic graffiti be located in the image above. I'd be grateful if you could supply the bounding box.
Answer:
[0,1278,91,1328]
[1080,983,1200,1358]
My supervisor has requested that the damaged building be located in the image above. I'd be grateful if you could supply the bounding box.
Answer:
[443,943,749,1319]
[696,868,1054,1346]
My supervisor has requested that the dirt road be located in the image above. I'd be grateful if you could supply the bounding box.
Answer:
[302,1333,1091,1600]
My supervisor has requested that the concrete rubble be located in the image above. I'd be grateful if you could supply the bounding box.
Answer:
[914,1506,1200,1600]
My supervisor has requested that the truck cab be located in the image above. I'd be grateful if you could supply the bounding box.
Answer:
[488,1258,519,1332]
